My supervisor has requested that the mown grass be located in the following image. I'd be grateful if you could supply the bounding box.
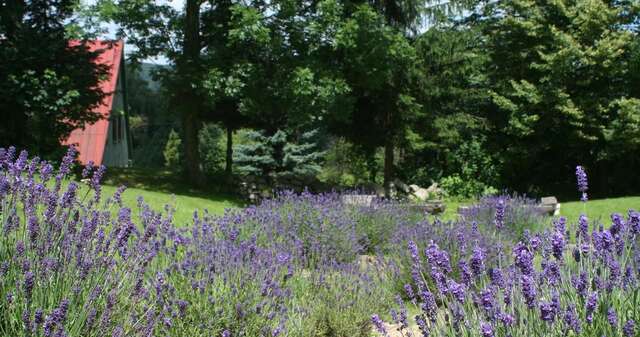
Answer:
[560,196,640,223]
[98,167,640,228]
[71,167,242,226]
[99,184,241,226]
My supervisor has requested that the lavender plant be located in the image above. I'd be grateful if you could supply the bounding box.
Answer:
[0,146,292,336]
[459,194,548,237]
[376,169,640,337]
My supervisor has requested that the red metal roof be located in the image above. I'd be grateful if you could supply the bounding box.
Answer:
[62,40,124,166]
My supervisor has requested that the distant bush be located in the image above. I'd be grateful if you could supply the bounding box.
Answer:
[163,129,182,169]
[199,123,225,175]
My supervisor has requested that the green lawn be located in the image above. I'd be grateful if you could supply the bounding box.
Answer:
[70,167,243,226]
[99,184,241,226]
[560,196,640,223]
[435,196,640,225]
[96,167,640,228]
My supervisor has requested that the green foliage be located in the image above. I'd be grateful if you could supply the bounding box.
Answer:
[318,138,373,187]
[163,129,182,169]
[441,137,499,198]
[199,123,225,175]
[0,0,108,157]
[234,129,325,185]
[127,63,174,168]
[288,272,388,337]
[476,0,640,195]
[398,27,490,187]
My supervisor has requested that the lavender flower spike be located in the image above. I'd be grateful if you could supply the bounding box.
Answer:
[623,320,636,337]
[494,198,505,230]
[480,322,494,337]
[371,314,389,337]
[576,165,588,202]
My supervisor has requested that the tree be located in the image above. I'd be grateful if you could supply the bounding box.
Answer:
[234,129,324,186]
[101,0,348,183]
[0,0,108,158]
[400,26,493,187]
[325,3,422,194]
[99,0,205,183]
[476,0,640,195]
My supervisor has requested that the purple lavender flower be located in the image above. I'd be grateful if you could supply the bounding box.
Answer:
[458,260,472,286]
[578,214,589,241]
[404,284,415,303]
[489,268,505,289]
[408,241,420,264]
[624,266,636,289]
[551,230,565,260]
[572,272,588,297]
[34,308,44,326]
[419,290,437,321]
[415,315,429,337]
[498,312,514,326]
[586,292,598,321]
[624,320,636,337]
[513,242,534,275]
[448,280,466,303]
[480,322,494,337]
[543,261,561,286]
[112,326,124,337]
[479,288,495,312]
[470,245,485,276]
[576,165,588,201]
[425,241,451,273]
[22,309,31,332]
[371,314,388,336]
[607,307,618,327]
[23,271,35,300]
[629,210,640,234]
[222,330,231,337]
[27,215,39,244]
[520,275,537,309]
[494,198,505,230]
[81,161,94,179]
[564,305,581,333]
[610,213,625,235]
[539,301,556,322]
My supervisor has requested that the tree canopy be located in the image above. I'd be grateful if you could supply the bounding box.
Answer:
[2,0,639,197]
[0,0,108,158]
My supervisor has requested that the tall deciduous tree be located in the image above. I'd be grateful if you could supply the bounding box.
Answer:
[325,3,422,194]
[476,0,640,194]
[98,0,206,183]
[0,0,107,157]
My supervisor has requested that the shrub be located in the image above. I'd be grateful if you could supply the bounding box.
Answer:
[163,129,182,169]
[199,123,225,175]
[458,194,548,237]
[376,168,640,337]
[0,146,289,336]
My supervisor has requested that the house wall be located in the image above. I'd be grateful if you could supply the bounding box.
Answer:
[103,63,130,167]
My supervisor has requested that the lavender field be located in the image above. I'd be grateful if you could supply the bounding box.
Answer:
[1,146,638,337]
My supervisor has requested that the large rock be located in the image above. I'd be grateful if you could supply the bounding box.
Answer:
[409,183,441,201]
[411,187,430,201]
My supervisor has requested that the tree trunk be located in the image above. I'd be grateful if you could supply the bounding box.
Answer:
[225,125,233,176]
[383,138,394,198]
[178,0,204,185]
